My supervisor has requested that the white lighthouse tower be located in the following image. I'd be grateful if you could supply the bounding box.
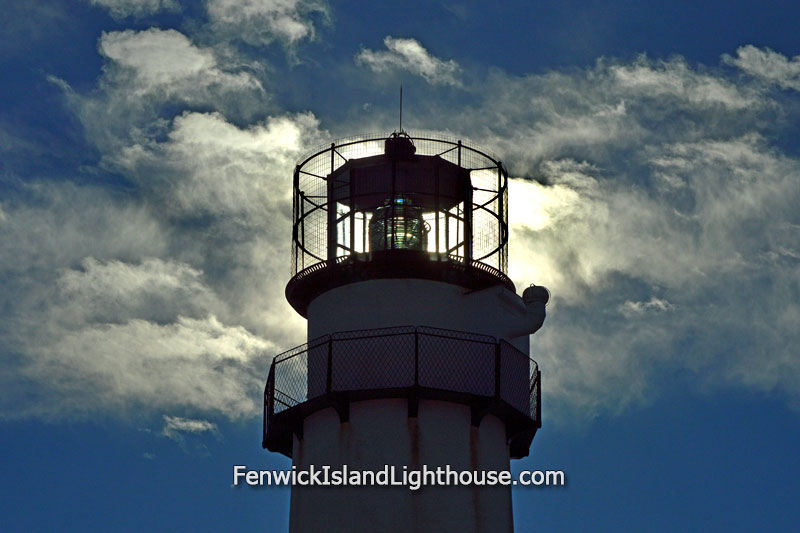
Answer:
[263,132,548,532]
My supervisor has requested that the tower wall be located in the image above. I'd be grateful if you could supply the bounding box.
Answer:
[287,278,532,532]
[307,279,531,353]
[288,400,513,533]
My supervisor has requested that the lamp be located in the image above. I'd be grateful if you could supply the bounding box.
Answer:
[368,196,430,251]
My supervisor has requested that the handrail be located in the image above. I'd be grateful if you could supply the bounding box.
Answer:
[288,252,513,289]
[263,326,541,455]
[291,132,510,287]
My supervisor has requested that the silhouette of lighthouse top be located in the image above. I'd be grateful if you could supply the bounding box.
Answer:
[264,130,548,461]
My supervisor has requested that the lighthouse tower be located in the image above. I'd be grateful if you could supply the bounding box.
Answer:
[263,132,548,533]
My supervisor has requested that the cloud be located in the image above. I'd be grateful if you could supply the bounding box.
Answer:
[430,52,800,420]
[11,310,272,420]
[0,27,322,422]
[96,28,263,101]
[56,257,223,326]
[618,297,674,318]
[724,45,800,91]
[66,28,266,155]
[0,183,166,280]
[356,36,461,86]
[112,110,321,217]
[0,184,277,421]
[103,108,324,340]
[609,56,758,109]
[88,0,179,19]
[162,415,219,454]
[441,55,764,175]
[5,29,800,429]
[0,110,321,420]
[162,415,218,440]
[205,0,329,47]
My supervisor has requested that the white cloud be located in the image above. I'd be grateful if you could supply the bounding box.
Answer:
[0,183,167,277]
[88,0,179,19]
[0,120,316,420]
[724,45,800,91]
[7,34,800,428]
[206,0,329,47]
[56,257,223,325]
[113,110,321,216]
[619,297,675,318]
[0,26,328,423]
[0,187,276,421]
[162,415,218,440]
[0,37,322,421]
[97,28,262,99]
[609,55,757,109]
[0,5,322,425]
[507,134,800,416]
[14,313,272,420]
[67,28,266,156]
[107,109,322,340]
[446,57,762,175]
[410,51,800,420]
[356,36,461,86]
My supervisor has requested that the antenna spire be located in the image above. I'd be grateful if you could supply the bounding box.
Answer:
[399,85,403,132]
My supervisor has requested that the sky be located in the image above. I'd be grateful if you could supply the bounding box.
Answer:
[1,0,799,531]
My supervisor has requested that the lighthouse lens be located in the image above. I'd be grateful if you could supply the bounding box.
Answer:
[368,197,429,251]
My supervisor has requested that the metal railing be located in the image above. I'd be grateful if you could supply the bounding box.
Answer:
[288,253,514,292]
[263,326,541,456]
[291,133,509,279]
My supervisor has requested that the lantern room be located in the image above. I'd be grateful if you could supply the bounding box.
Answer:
[287,132,511,316]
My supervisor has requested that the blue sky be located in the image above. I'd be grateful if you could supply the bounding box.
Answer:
[1,0,799,531]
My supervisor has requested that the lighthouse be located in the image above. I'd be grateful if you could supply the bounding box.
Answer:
[263,131,548,532]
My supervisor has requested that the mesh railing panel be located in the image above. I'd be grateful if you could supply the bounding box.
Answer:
[332,331,415,391]
[417,333,495,396]
[273,349,308,414]
[267,327,540,421]
[499,341,531,414]
[306,342,328,400]
[529,365,540,423]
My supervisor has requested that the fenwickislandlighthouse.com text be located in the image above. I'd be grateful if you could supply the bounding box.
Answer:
[233,465,565,490]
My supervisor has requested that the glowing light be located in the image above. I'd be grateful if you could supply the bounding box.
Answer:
[368,196,430,251]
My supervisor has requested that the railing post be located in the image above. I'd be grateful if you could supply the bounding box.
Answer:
[536,368,542,427]
[326,336,333,394]
[494,341,501,399]
[409,328,420,418]
[327,143,337,263]
[414,329,419,386]
[267,364,276,418]
[263,363,275,448]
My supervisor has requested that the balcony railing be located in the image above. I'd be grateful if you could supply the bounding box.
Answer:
[263,326,541,459]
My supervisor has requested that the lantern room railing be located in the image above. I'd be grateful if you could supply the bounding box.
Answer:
[291,133,509,279]
[262,326,541,459]
[286,132,511,316]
